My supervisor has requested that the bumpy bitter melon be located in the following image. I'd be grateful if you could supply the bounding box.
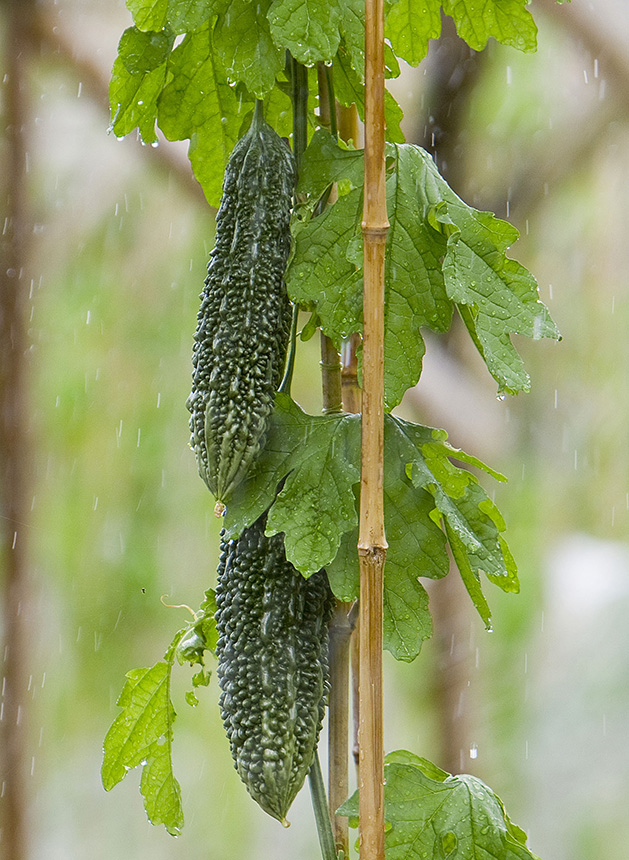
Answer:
[215,514,335,823]
[187,101,295,506]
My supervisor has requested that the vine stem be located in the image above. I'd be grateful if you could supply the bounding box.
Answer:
[359,0,388,855]
[308,752,339,860]
[279,56,308,396]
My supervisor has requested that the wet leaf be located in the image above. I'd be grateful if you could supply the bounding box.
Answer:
[157,22,252,206]
[215,0,284,97]
[268,0,343,65]
[102,662,183,835]
[339,752,541,859]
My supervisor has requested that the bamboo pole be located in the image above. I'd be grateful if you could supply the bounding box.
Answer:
[358,0,388,854]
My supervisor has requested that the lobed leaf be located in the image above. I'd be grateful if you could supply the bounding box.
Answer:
[339,751,542,859]
[157,22,252,206]
[101,662,183,836]
[268,0,342,65]
[226,397,516,651]
[215,0,284,97]
[288,136,559,407]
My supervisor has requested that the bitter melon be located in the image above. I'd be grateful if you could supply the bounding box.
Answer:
[186,101,295,506]
[214,514,335,823]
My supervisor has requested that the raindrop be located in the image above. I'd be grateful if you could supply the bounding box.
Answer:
[77,81,82,98]
[151,140,159,148]
[594,58,599,78]
[583,69,588,84]
[496,393,506,402]
[554,389,558,409]
[469,743,478,760]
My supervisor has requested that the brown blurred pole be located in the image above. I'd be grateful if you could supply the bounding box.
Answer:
[1,2,33,859]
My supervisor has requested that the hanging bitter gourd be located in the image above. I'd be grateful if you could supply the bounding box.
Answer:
[215,513,335,823]
[187,101,295,507]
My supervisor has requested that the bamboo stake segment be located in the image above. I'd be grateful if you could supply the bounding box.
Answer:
[358,0,388,854]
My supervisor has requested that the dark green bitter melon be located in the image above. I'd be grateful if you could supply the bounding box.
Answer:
[187,102,295,507]
[215,514,335,823]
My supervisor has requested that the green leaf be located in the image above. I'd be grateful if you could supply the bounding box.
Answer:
[288,137,559,406]
[388,414,518,627]
[385,0,442,66]
[128,0,168,31]
[157,22,252,206]
[443,0,538,54]
[288,185,364,341]
[225,394,361,576]
[296,128,363,200]
[110,32,171,143]
[435,197,561,394]
[167,0,217,33]
[215,0,284,97]
[102,662,183,836]
[268,0,342,65]
[226,397,509,650]
[334,46,405,144]
[327,435,447,660]
[338,0,365,76]
[175,589,218,665]
[340,754,541,860]
[118,26,174,74]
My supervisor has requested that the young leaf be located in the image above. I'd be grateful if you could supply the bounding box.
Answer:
[268,0,342,65]
[339,752,542,860]
[102,662,183,836]
[214,0,284,97]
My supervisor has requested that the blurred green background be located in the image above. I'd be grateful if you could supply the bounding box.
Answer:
[2,0,629,858]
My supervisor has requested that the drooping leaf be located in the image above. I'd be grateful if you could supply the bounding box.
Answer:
[443,0,537,54]
[434,197,561,394]
[339,752,542,859]
[226,396,515,643]
[288,135,559,407]
[118,25,174,74]
[388,414,517,626]
[268,0,343,65]
[384,0,537,63]
[102,662,183,835]
[385,0,442,66]
[334,45,405,143]
[224,394,360,576]
[157,22,252,206]
[110,28,174,142]
[215,0,284,97]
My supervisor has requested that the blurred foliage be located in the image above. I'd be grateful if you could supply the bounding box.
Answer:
[8,1,629,858]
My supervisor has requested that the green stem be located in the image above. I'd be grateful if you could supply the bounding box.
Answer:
[278,303,299,395]
[279,56,309,397]
[325,63,338,139]
[309,751,338,860]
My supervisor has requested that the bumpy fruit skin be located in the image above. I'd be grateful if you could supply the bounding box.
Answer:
[215,514,335,823]
[187,103,295,503]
